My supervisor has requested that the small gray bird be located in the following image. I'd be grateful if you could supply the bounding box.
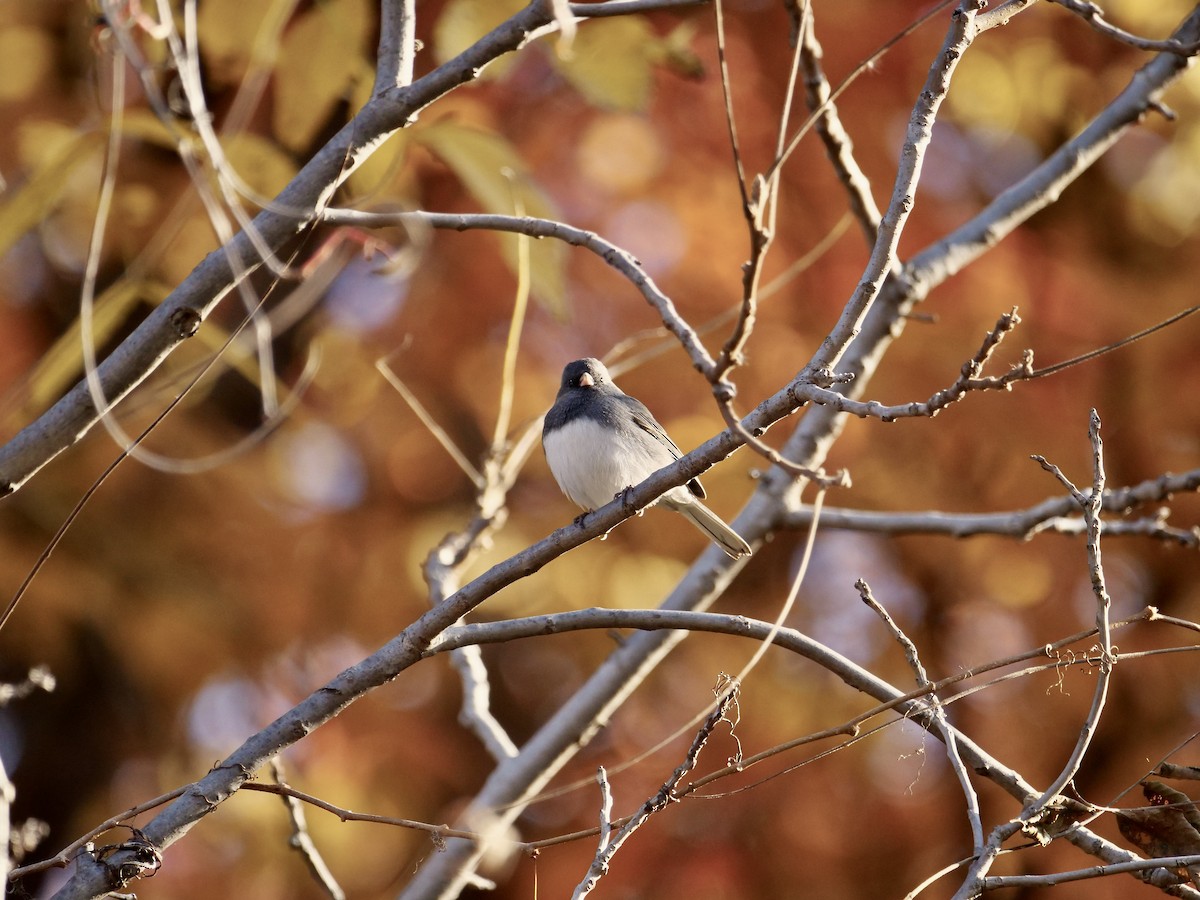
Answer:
[542,358,751,559]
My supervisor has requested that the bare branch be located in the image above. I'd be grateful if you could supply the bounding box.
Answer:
[976,0,1040,31]
[1,0,686,498]
[449,645,521,762]
[904,6,1200,294]
[779,470,1200,547]
[241,782,479,841]
[807,0,986,375]
[571,687,740,898]
[954,412,1118,898]
[859,580,984,850]
[405,6,1200,891]
[374,0,417,93]
[1048,0,1200,55]
[799,11,882,244]
[326,209,717,376]
[269,759,345,900]
[8,788,187,882]
[1158,765,1200,783]
[983,854,1200,890]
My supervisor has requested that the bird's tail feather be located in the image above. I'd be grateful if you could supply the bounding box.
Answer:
[670,499,752,559]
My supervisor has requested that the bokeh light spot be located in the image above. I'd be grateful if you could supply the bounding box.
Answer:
[271,421,367,511]
[324,256,409,333]
[603,200,686,276]
[576,113,665,194]
[0,28,54,103]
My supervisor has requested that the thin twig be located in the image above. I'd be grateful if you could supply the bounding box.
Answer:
[1048,0,1200,55]
[0,332,318,637]
[712,0,749,211]
[731,488,825,684]
[807,0,986,376]
[571,687,739,898]
[375,354,485,488]
[983,854,1200,889]
[953,412,1117,898]
[326,209,717,377]
[796,301,1200,424]
[780,467,1200,542]
[902,6,1200,296]
[7,788,187,880]
[859,579,984,850]
[491,178,531,451]
[770,0,960,184]
[715,398,847,486]
[798,10,882,244]
[1025,303,1200,380]
[242,782,479,841]
[709,3,825,474]
[269,758,345,900]
[711,0,807,380]
[412,199,539,762]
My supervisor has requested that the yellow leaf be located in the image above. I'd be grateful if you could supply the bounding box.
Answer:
[0,126,104,260]
[273,0,372,153]
[413,121,567,312]
[197,0,286,84]
[0,26,55,103]
[433,0,528,79]
[220,133,298,203]
[6,279,170,425]
[553,16,658,112]
[658,21,705,81]
[16,120,96,176]
[117,109,181,150]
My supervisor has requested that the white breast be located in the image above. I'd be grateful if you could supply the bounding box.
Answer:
[543,417,684,511]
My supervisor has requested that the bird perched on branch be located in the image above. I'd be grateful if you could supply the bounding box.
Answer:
[542,358,752,559]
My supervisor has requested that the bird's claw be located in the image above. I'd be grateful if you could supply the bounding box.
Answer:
[614,486,637,511]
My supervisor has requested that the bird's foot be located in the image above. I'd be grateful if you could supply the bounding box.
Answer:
[614,486,639,514]
[573,509,616,542]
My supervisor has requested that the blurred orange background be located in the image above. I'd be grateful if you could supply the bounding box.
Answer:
[1,0,1200,897]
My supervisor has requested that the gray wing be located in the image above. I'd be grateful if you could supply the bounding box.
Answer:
[617,396,706,500]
